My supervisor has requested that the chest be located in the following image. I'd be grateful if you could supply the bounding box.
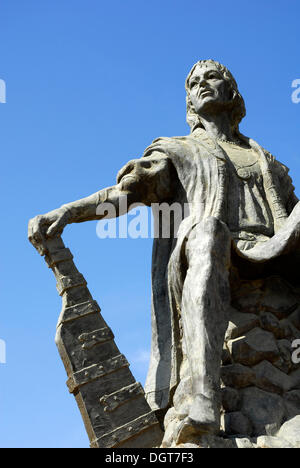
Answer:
[220,143,263,184]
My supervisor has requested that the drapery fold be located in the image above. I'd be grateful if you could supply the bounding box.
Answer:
[142,131,299,411]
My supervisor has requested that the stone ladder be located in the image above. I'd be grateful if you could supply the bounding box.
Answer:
[34,235,163,448]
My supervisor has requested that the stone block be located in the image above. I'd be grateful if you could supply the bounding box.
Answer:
[227,328,279,366]
[221,386,241,412]
[274,339,293,373]
[240,387,285,436]
[197,434,238,448]
[289,368,300,389]
[231,281,263,315]
[221,363,255,389]
[252,360,291,394]
[221,345,232,365]
[276,415,300,447]
[225,308,260,341]
[283,390,300,420]
[259,277,298,319]
[279,319,300,339]
[289,307,300,330]
[259,311,284,339]
[234,437,256,448]
[222,411,252,436]
[284,389,300,406]
[256,435,293,448]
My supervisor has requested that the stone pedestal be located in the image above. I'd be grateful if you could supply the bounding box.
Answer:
[162,275,300,448]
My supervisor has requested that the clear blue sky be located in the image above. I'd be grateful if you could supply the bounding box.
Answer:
[0,0,299,448]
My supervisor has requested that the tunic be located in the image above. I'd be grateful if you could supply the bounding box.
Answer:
[205,137,275,250]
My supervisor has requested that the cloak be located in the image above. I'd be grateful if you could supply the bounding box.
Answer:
[142,129,300,411]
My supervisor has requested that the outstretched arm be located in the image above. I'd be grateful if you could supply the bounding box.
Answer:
[28,152,174,251]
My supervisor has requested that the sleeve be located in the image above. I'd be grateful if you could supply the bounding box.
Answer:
[116,151,175,205]
[286,188,299,215]
[276,162,299,215]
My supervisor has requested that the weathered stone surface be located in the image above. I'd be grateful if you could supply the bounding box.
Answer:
[231,281,264,315]
[227,328,279,366]
[28,59,300,448]
[222,411,252,436]
[33,237,163,449]
[240,387,285,436]
[172,377,192,419]
[284,390,300,420]
[221,387,241,412]
[92,411,161,448]
[176,442,200,448]
[232,278,299,320]
[221,345,232,365]
[274,339,294,373]
[276,415,300,447]
[289,368,300,389]
[195,434,238,449]
[99,382,145,412]
[234,437,256,448]
[256,435,294,448]
[252,360,291,394]
[161,409,179,448]
[225,308,260,341]
[280,319,300,339]
[284,389,300,406]
[163,407,177,430]
[173,432,299,449]
[221,363,255,389]
[289,307,300,330]
[259,311,284,339]
[258,277,299,320]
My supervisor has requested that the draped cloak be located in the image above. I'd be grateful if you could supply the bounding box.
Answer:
[139,129,300,411]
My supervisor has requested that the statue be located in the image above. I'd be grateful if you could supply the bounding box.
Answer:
[29,60,300,448]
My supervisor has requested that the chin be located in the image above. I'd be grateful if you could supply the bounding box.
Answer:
[196,97,218,113]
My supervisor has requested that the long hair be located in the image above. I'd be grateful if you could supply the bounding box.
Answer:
[185,60,246,134]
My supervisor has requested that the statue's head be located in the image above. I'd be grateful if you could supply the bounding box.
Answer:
[185,60,246,134]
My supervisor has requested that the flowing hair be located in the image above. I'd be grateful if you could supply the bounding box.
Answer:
[185,60,246,135]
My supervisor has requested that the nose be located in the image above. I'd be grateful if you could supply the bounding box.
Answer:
[199,77,207,87]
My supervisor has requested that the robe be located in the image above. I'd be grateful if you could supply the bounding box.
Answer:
[119,128,300,411]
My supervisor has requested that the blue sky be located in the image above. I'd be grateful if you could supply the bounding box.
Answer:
[0,0,299,448]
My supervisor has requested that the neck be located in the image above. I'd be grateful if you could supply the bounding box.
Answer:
[197,112,235,141]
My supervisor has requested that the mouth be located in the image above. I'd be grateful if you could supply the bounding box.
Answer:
[121,174,136,181]
[200,89,212,98]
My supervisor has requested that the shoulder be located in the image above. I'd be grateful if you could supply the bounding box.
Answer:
[247,136,291,178]
[263,150,291,178]
[143,134,192,158]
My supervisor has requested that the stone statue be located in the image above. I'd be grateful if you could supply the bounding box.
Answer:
[29,60,300,448]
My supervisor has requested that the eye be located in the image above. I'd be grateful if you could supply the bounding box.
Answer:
[208,73,219,79]
[189,80,198,88]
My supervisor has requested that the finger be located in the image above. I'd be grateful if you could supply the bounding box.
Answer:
[28,227,46,255]
[46,219,63,237]
[117,160,136,184]
[28,217,40,242]
[28,217,46,254]
[33,217,44,242]
[28,219,35,242]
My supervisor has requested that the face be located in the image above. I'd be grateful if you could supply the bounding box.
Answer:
[188,64,232,115]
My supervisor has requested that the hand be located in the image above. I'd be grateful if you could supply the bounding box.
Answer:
[28,207,71,253]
